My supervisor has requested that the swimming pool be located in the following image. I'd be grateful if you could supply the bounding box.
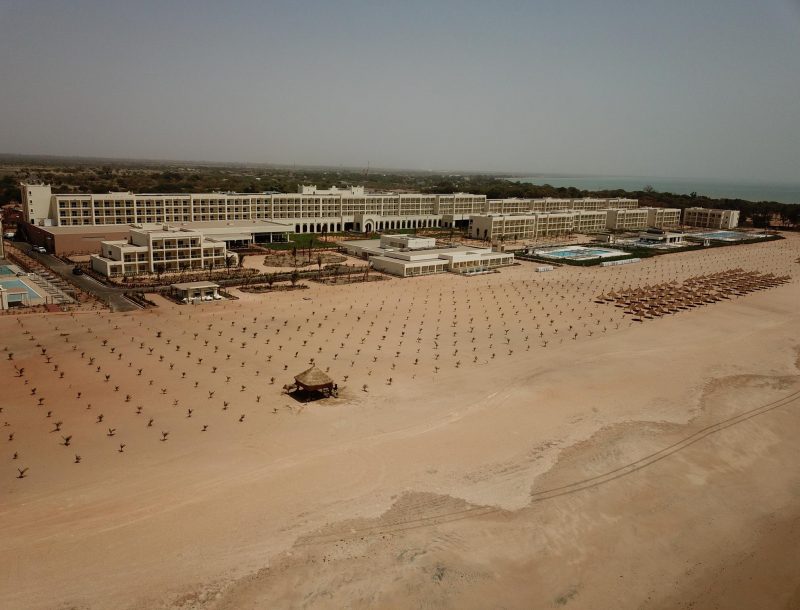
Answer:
[533,245,629,261]
[0,265,18,276]
[0,278,44,303]
[691,231,763,241]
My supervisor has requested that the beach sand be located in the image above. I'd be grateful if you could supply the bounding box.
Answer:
[1,234,799,609]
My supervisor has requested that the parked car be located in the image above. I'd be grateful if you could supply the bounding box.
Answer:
[33,246,47,253]
[72,266,84,276]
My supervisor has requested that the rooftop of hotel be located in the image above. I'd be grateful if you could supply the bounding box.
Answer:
[33,219,294,235]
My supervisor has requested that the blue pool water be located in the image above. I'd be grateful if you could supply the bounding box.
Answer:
[0,278,42,303]
[540,247,625,259]
[0,265,16,276]
[545,249,611,258]
[694,231,757,241]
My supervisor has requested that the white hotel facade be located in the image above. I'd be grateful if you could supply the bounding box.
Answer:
[90,227,229,277]
[470,206,680,242]
[21,184,646,233]
[22,183,681,244]
[21,184,484,233]
[682,207,740,230]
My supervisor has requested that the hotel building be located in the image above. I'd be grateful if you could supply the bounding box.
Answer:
[682,207,740,229]
[469,206,674,242]
[22,183,645,233]
[22,182,683,252]
[21,183,485,234]
[646,207,681,229]
[604,208,651,231]
[90,227,229,277]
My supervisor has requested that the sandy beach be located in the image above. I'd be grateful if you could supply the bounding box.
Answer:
[2,234,799,609]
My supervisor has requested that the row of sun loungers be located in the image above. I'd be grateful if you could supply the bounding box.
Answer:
[595,269,790,320]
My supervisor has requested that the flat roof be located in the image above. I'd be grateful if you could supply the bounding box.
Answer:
[34,219,293,236]
[32,225,133,236]
[164,220,293,231]
[206,233,251,241]
[370,256,447,267]
[171,281,220,290]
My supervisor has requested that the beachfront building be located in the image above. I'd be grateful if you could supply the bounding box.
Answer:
[636,230,687,247]
[90,227,229,277]
[370,247,513,277]
[572,210,609,233]
[605,197,639,210]
[470,214,538,242]
[570,197,638,211]
[470,207,646,242]
[530,198,573,212]
[534,212,575,238]
[605,208,651,231]
[20,183,487,234]
[484,198,534,214]
[470,211,578,242]
[21,183,649,237]
[343,235,514,277]
[646,207,681,229]
[478,196,643,217]
[683,207,740,229]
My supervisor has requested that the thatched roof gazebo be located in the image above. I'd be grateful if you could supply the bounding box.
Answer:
[286,366,336,400]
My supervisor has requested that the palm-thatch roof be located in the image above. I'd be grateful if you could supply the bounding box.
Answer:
[294,366,334,390]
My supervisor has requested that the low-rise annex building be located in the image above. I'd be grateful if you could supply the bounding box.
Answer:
[635,230,687,248]
[342,234,514,277]
[91,226,230,277]
[23,219,292,255]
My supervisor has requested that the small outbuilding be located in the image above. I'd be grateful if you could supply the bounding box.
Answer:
[286,366,337,400]
[170,281,221,303]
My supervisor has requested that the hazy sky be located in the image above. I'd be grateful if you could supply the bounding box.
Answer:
[1,0,799,182]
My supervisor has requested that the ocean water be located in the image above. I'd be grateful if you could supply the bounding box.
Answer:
[512,175,800,204]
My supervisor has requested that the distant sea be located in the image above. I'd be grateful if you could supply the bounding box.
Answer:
[511,175,800,204]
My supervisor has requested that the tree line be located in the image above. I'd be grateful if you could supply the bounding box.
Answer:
[1,160,797,228]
